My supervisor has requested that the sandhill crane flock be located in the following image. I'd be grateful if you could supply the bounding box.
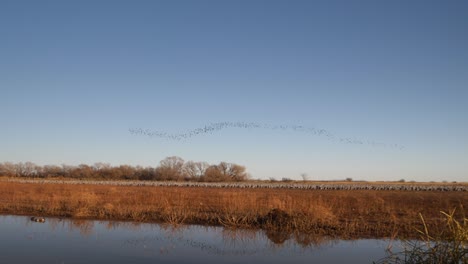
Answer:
[129,121,405,149]
[5,178,466,192]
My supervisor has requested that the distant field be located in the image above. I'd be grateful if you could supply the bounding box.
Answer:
[1,179,466,239]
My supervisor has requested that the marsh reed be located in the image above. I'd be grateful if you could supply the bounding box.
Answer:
[375,210,467,263]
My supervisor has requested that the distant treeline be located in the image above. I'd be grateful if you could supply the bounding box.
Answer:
[0,157,249,182]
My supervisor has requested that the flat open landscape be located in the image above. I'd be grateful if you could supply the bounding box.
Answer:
[1,179,466,239]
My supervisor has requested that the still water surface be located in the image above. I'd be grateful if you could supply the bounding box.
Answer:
[0,215,394,263]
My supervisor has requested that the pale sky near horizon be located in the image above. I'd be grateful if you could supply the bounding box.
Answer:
[1,0,467,182]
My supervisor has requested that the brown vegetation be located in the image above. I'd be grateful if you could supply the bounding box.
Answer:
[0,181,466,239]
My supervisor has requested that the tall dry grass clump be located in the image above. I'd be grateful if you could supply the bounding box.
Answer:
[376,210,467,264]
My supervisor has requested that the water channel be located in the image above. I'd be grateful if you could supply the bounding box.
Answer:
[0,215,397,263]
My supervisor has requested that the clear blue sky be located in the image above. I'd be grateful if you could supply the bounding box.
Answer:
[1,0,467,181]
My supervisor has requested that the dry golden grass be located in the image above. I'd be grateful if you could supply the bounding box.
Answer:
[0,181,466,238]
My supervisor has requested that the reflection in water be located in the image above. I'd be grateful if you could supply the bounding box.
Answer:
[265,229,291,244]
[123,226,265,257]
[0,215,394,263]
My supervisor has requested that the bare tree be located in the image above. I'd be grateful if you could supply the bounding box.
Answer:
[300,173,309,182]
[16,162,38,177]
[227,164,248,181]
[43,165,63,178]
[182,161,209,181]
[203,165,229,182]
[93,162,111,171]
[72,164,94,179]
[182,161,197,181]
[0,162,17,177]
[118,165,137,180]
[219,162,248,181]
[137,167,158,181]
[61,164,74,177]
[202,162,248,182]
[194,161,209,180]
[156,156,185,181]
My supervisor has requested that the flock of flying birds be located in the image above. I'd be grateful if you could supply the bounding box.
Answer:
[129,121,404,150]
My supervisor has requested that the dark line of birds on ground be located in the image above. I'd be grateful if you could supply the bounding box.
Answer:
[129,121,404,149]
[9,179,466,192]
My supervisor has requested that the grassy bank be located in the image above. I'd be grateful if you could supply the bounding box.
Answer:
[375,210,467,263]
[1,181,466,238]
